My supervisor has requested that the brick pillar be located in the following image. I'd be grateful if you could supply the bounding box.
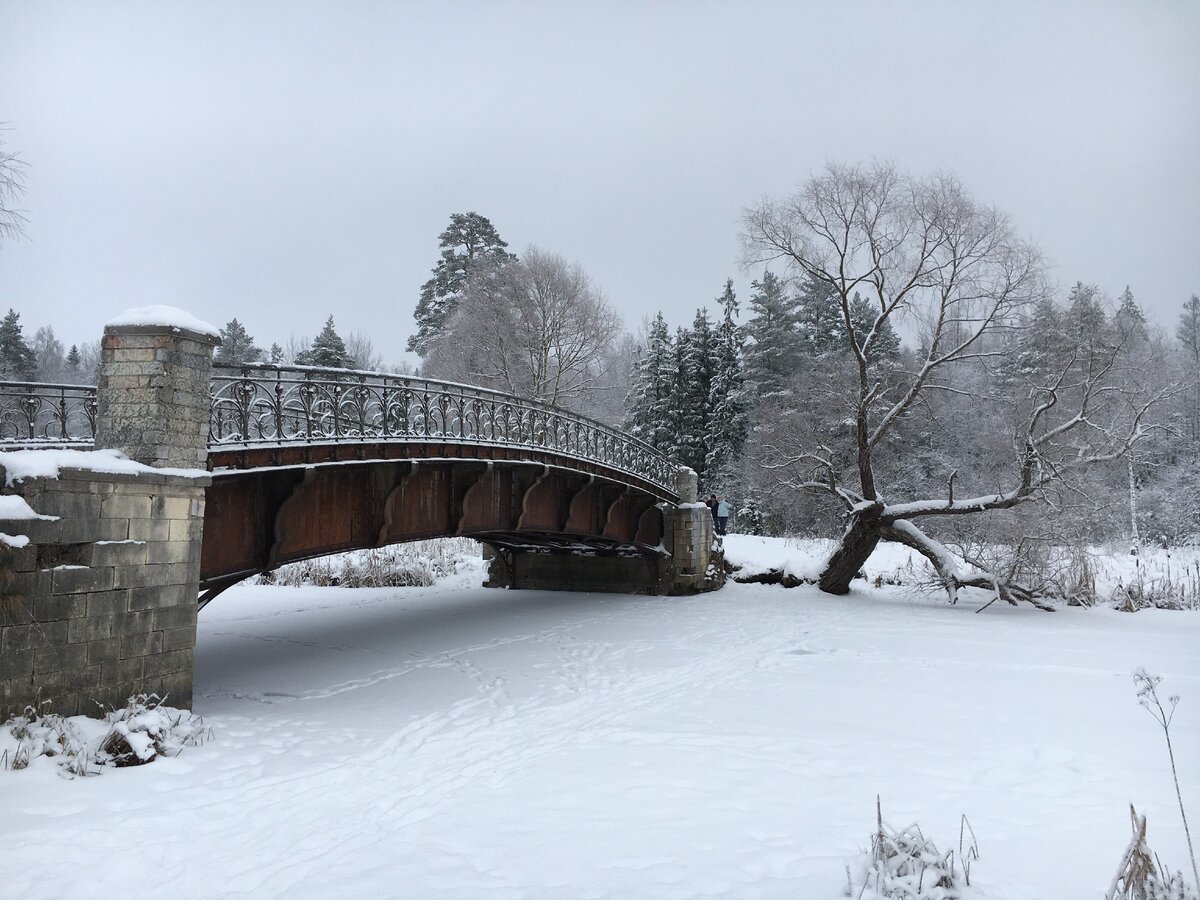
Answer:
[97,320,219,469]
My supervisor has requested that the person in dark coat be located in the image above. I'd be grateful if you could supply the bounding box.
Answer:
[715,496,731,536]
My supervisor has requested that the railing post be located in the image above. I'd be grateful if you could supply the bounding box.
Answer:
[96,311,220,468]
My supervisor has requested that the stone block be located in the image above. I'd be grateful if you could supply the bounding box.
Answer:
[128,583,192,610]
[34,641,90,673]
[4,624,68,652]
[161,625,197,652]
[0,647,34,679]
[143,648,191,678]
[90,540,149,567]
[85,589,131,617]
[33,592,87,622]
[112,609,154,635]
[128,519,171,542]
[51,565,115,595]
[151,605,196,631]
[35,492,101,520]
[146,541,193,565]
[11,569,50,599]
[168,518,202,543]
[119,630,163,660]
[58,516,129,543]
[152,669,192,708]
[37,663,100,694]
[87,636,123,665]
[100,494,152,520]
[151,495,194,520]
[101,657,144,685]
[0,599,35,627]
[67,614,113,644]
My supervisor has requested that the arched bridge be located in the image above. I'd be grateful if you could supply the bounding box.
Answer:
[0,365,694,599]
[201,365,682,596]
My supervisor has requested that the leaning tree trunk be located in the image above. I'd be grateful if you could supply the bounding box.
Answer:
[818,502,886,594]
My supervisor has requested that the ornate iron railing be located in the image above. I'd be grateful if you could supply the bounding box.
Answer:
[0,380,98,447]
[209,364,678,494]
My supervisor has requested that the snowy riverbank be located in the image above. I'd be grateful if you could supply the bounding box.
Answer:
[3,545,1198,898]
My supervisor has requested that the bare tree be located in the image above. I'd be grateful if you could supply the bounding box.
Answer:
[425,246,622,411]
[0,125,28,245]
[344,331,383,371]
[743,162,1171,606]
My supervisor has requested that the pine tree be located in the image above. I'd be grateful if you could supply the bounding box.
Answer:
[269,343,284,365]
[1115,286,1147,342]
[675,309,716,478]
[795,274,843,356]
[297,316,352,368]
[706,279,748,484]
[624,312,675,451]
[741,271,801,403]
[1066,281,1109,363]
[66,344,81,372]
[408,212,516,357]
[849,291,901,361]
[214,318,265,366]
[1178,294,1200,442]
[0,308,37,379]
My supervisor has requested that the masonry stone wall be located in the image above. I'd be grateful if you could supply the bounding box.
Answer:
[97,325,219,470]
[0,467,208,719]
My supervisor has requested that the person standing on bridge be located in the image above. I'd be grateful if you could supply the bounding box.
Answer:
[715,496,731,536]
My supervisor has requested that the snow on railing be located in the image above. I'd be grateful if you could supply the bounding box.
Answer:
[0,380,98,448]
[209,364,678,494]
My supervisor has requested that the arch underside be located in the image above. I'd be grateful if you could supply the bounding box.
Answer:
[199,446,669,595]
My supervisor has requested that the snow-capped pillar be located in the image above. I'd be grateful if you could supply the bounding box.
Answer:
[674,467,699,504]
[96,307,221,469]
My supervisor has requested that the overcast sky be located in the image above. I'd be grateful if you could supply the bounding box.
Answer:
[1,1,1197,365]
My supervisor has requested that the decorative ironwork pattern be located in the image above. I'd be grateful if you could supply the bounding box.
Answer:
[0,380,98,447]
[210,364,678,494]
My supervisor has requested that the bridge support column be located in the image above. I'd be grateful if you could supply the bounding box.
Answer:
[483,468,723,596]
[97,317,220,469]
[0,311,217,720]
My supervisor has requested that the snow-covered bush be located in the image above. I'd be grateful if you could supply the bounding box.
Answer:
[846,798,979,899]
[258,538,482,589]
[1,694,210,777]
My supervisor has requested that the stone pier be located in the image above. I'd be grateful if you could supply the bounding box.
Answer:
[0,314,217,719]
[483,468,722,596]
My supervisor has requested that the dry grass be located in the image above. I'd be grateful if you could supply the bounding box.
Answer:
[257,539,481,589]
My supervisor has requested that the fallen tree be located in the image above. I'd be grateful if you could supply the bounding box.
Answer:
[742,162,1172,608]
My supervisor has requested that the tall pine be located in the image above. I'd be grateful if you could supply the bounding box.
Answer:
[297,316,352,368]
[741,271,801,403]
[706,279,748,485]
[0,309,37,379]
[408,212,516,357]
[214,318,265,366]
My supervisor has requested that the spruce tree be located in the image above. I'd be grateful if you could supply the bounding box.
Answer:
[214,318,265,366]
[1178,294,1200,442]
[675,309,716,479]
[706,279,748,484]
[849,292,901,361]
[795,274,843,356]
[1114,286,1147,342]
[625,312,674,449]
[0,308,37,379]
[297,316,352,368]
[741,271,801,403]
[66,344,81,372]
[269,343,284,365]
[408,212,516,357]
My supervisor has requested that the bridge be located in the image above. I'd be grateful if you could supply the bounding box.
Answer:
[0,313,717,719]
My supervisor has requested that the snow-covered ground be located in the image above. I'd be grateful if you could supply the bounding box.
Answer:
[3,538,1199,899]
